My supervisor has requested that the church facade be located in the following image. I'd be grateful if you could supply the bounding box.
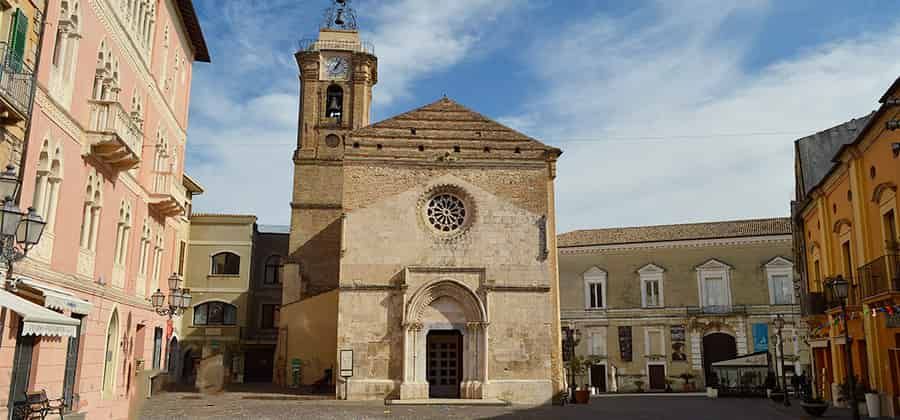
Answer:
[275,8,564,404]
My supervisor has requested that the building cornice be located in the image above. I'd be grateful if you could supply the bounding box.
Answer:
[559,234,792,255]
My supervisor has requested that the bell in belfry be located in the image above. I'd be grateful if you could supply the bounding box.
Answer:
[335,9,345,26]
[327,95,341,115]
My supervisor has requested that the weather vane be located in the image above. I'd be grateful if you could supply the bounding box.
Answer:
[322,0,358,30]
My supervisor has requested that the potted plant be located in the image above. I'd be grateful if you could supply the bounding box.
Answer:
[837,379,869,416]
[800,395,829,418]
[566,355,591,404]
[679,372,695,392]
[634,380,645,393]
[665,378,674,393]
[861,381,880,418]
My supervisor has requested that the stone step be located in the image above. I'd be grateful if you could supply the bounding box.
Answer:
[386,398,509,406]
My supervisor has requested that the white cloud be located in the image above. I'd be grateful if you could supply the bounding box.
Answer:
[187,0,517,224]
[503,0,900,233]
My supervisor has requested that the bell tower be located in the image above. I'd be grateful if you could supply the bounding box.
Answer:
[286,0,377,303]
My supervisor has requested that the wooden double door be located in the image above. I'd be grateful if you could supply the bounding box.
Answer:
[427,330,462,398]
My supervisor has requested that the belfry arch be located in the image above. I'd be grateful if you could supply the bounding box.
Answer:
[401,280,488,400]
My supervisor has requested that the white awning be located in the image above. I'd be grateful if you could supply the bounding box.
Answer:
[0,288,79,337]
[16,277,93,315]
[711,352,769,368]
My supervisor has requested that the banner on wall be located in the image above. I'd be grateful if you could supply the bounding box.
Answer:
[671,325,686,361]
[752,323,769,352]
[618,326,632,362]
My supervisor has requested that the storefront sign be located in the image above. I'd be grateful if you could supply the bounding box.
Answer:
[618,326,632,362]
[752,323,769,352]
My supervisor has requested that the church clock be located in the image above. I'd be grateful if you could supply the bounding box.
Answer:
[324,55,350,80]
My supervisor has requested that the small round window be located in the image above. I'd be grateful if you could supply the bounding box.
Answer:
[325,134,341,148]
[426,194,467,232]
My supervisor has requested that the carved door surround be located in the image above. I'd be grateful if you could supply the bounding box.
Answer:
[400,269,489,400]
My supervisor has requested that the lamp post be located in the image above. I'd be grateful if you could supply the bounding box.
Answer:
[827,275,860,420]
[151,273,192,318]
[773,314,790,407]
[562,327,581,403]
[0,165,46,286]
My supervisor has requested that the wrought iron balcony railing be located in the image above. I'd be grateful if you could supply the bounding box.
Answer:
[859,254,900,299]
[297,38,375,55]
[805,292,827,316]
[0,42,34,122]
[686,305,748,316]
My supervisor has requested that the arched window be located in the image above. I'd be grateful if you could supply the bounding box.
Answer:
[325,85,343,120]
[193,301,237,326]
[211,252,240,275]
[113,200,132,267]
[264,255,283,285]
[50,1,81,104]
[79,169,103,251]
[32,138,63,233]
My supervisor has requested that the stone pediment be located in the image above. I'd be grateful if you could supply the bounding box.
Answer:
[764,256,793,269]
[637,263,665,274]
[695,258,732,271]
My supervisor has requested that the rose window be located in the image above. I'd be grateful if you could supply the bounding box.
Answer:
[426,194,467,232]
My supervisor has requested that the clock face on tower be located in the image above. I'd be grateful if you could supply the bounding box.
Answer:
[325,56,350,79]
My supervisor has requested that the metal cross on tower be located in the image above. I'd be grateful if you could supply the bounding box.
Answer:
[322,0,359,30]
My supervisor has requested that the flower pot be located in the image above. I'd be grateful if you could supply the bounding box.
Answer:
[858,401,868,417]
[706,387,718,398]
[865,393,880,418]
[574,390,591,404]
[800,401,828,417]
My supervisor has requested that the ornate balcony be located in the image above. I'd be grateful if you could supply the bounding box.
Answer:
[860,254,900,300]
[297,38,374,54]
[85,100,143,171]
[0,42,34,124]
[148,172,186,217]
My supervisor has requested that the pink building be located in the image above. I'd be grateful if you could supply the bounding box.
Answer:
[0,0,208,418]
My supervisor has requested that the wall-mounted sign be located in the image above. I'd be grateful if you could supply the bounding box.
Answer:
[340,349,354,378]
[671,325,686,361]
[618,326,632,362]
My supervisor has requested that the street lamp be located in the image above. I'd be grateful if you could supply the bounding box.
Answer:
[0,164,46,287]
[827,275,860,420]
[562,327,581,404]
[773,314,790,407]
[151,273,192,318]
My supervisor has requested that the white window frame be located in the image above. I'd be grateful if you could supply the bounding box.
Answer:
[583,267,607,309]
[644,327,665,357]
[586,327,607,357]
[696,259,733,309]
[765,256,795,305]
[638,263,665,308]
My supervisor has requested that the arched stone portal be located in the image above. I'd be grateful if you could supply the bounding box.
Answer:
[400,280,488,400]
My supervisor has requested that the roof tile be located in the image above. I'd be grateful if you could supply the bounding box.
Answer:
[558,217,791,248]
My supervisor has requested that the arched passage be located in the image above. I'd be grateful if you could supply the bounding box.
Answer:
[401,280,488,400]
[703,332,737,386]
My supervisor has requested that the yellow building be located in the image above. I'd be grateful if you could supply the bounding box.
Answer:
[794,77,900,415]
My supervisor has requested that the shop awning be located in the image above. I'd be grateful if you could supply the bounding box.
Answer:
[711,351,770,368]
[16,277,93,315]
[0,288,79,337]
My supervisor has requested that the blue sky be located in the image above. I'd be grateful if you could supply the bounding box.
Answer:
[185,0,900,233]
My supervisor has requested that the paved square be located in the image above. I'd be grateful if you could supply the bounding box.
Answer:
[138,393,854,419]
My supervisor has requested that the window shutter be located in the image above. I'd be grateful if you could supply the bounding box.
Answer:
[8,9,28,72]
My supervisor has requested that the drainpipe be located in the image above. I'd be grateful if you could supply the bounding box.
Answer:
[14,0,50,205]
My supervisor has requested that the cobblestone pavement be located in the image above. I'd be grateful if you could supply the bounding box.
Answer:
[139,393,854,419]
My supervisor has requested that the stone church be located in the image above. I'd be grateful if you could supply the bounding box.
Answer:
[276,2,563,404]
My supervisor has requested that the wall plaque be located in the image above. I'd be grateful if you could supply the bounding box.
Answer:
[340,349,354,378]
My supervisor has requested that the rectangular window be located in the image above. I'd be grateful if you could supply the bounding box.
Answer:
[841,241,853,283]
[588,282,604,309]
[703,276,726,307]
[814,260,822,290]
[261,304,279,329]
[589,329,607,356]
[8,9,27,71]
[885,210,898,249]
[152,327,163,369]
[645,280,660,307]
[772,274,793,305]
[647,329,663,356]
[193,304,207,325]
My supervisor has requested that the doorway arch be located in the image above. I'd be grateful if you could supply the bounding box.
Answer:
[101,308,119,398]
[703,332,737,386]
[401,280,488,400]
